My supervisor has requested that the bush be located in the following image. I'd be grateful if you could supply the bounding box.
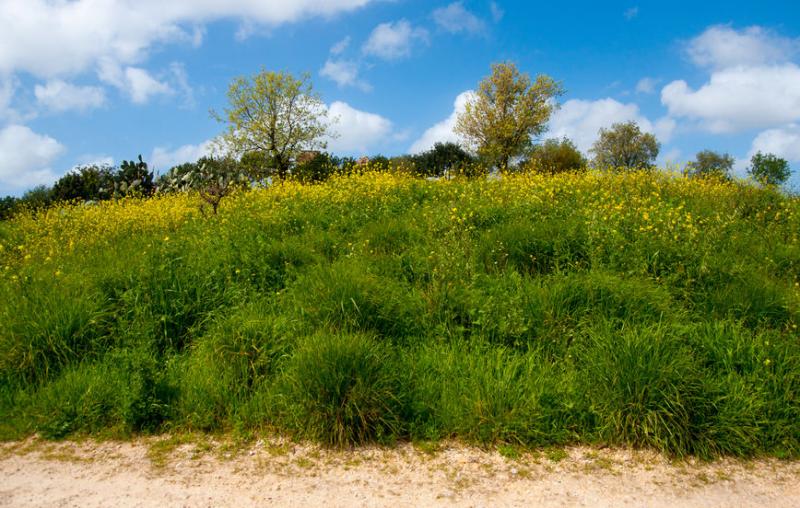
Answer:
[278,332,404,446]
[523,137,587,174]
[177,301,292,430]
[579,323,705,455]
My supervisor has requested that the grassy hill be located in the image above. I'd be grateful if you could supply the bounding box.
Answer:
[1,169,798,457]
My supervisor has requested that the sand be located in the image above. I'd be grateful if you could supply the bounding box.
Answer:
[1,436,799,507]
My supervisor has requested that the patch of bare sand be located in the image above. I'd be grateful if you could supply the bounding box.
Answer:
[1,436,799,507]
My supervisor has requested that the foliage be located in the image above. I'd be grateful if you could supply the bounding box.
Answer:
[0,196,18,221]
[686,150,734,180]
[52,164,116,202]
[590,121,660,170]
[524,137,587,174]
[411,142,476,178]
[455,62,563,172]
[117,155,155,196]
[748,151,792,187]
[280,332,404,446]
[292,152,338,183]
[214,69,331,180]
[1,170,799,457]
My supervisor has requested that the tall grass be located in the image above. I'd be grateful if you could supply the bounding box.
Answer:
[0,170,798,456]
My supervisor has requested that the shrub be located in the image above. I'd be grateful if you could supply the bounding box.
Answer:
[278,332,404,446]
[579,323,705,455]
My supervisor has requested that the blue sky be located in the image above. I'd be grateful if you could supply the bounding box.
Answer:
[1,0,799,195]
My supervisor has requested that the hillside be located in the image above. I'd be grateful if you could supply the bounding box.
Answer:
[1,170,798,458]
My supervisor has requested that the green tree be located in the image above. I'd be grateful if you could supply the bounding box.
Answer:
[748,152,792,186]
[590,121,660,170]
[525,137,587,174]
[455,62,563,172]
[686,150,735,180]
[214,69,331,180]
[52,165,115,202]
[292,152,338,183]
[412,142,476,178]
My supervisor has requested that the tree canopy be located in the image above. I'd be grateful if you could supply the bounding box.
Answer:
[455,62,563,172]
[686,150,735,180]
[214,69,332,180]
[748,152,792,186]
[590,121,660,170]
[525,137,587,174]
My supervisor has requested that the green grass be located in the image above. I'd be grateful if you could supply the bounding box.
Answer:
[0,171,799,457]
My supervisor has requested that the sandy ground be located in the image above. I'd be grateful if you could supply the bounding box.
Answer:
[1,436,799,507]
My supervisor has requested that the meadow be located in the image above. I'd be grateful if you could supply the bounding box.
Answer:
[0,169,798,458]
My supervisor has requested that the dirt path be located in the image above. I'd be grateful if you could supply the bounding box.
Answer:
[1,436,799,507]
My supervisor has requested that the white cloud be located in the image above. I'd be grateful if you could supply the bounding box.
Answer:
[0,0,376,79]
[326,101,393,153]
[75,154,115,168]
[409,91,474,153]
[362,20,429,60]
[635,77,658,94]
[320,59,371,91]
[748,124,800,161]
[490,2,504,23]
[687,25,799,70]
[624,7,639,20]
[98,60,173,104]
[661,63,800,133]
[34,80,106,113]
[150,139,215,171]
[432,2,485,35]
[0,75,19,121]
[0,124,65,189]
[549,98,674,153]
[330,36,351,55]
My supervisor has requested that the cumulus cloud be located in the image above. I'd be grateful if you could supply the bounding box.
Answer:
[0,75,20,121]
[320,59,371,91]
[408,91,474,153]
[549,98,674,153]
[325,101,393,153]
[432,2,485,35]
[661,64,800,133]
[687,25,799,70]
[0,0,376,79]
[98,61,173,104]
[0,124,65,189]
[362,20,429,60]
[748,124,800,162]
[660,25,800,135]
[34,80,106,113]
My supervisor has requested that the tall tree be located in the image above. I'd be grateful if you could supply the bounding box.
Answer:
[455,62,563,172]
[590,121,659,170]
[213,70,331,180]
[686,150,735,180]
